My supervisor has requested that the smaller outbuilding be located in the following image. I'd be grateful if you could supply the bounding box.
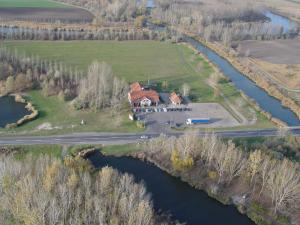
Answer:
[169,92,182,105]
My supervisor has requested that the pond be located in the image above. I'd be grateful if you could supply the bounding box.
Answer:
[265,11,298,33]
[88,152,255,225]
[0,95,29,128]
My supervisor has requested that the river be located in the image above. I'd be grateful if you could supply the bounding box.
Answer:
[89,152,255,225]
[185,36,300,126]
[0,95,29,128]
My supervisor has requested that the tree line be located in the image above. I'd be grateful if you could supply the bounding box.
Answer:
[0,26,169,41]
[0,48,128,111]
[56,0,148,25]
[151,0,300,44]
[141,133,300,219]
[0,154,175,225]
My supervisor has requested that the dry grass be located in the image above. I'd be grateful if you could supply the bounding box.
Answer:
[252,59,300,89]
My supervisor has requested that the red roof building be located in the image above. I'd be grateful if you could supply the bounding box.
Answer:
[128,82,159,107]
[130,82,143,92]
[169,92,182,105]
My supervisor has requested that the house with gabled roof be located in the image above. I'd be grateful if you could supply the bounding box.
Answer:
[169,92,182,105]
[128,82,160,107]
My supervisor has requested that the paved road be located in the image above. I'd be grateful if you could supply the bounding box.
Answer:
[1,127,300,145]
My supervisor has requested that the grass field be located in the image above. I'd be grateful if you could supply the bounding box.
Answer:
[14,144,62,160]
[101,144,140,156]
[2,90,142,135]
[0,0,68,8]
[4,40,216,102]
[0,40,273,134]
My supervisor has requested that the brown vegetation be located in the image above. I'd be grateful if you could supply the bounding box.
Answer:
[74,61,128,110]
[56,0,147,25]
[251,59,300,90]
[151,0,299,45]
[0,26,169,41]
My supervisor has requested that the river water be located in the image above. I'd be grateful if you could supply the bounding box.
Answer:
[0,96,29,128]
[89,152,255,225]
[185,36,300,126]
[266,11,298,33]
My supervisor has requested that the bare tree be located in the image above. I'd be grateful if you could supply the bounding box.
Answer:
[0,155,172,225]
[267,159,300,214]
[181,83,191,97]
[76,61,128,110]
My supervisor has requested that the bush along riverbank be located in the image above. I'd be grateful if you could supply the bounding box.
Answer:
[191,35,300,125]
[131,134,300,225]
[5,94,38,129]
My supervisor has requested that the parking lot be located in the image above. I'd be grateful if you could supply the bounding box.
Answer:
[134,103,240,133]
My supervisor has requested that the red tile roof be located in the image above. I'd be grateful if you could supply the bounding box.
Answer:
[130,82,143,92]
[170,92,182,104]
[129,90,160,103]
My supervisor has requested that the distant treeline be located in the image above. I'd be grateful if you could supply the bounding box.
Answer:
[152,0,300,44]
[0,26,169,41]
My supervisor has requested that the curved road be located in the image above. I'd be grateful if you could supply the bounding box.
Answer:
[1,127,300,145]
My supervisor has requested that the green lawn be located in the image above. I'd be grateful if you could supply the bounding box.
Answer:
[1,40,273,134]
[13,144,62,160]
[3,40,215,102]
[0,90,142,135]
[101,144,141,156]
[0,0,69,8]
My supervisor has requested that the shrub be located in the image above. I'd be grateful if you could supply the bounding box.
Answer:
[170,150,194,171]
[136,120,146,128]
[208,170,218,180]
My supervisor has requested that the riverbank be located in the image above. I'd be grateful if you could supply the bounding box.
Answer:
[181,41,281,127]
[189,35,300,126]
[90,143,288,225]
[91,141,291,225]
[87,149,256,225]
[129,151,291,225]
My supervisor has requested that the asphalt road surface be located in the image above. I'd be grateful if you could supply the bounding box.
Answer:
[1,127,300,145]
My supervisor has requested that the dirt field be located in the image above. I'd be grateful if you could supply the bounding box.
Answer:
[0,7,94,23]
[237,38,300,64]
[237,38,300,89]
